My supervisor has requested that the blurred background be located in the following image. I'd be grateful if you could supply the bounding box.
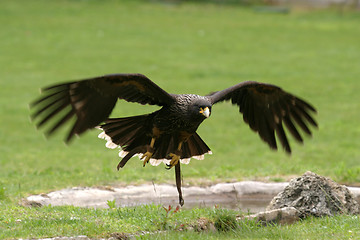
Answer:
[1,0,359,203]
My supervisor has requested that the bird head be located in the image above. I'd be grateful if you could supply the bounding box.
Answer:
[191,98,211,119]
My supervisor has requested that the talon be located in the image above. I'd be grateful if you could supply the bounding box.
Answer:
[166,153,180,169]
[141,138,156,167]
[141,151,153,167]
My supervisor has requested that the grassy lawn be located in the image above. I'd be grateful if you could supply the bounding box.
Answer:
[1,205,359,239]
[1,0,360,238]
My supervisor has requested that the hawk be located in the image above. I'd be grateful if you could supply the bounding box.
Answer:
[30,73,317,206]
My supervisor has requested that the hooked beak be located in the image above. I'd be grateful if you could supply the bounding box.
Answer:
[199,107,210,118]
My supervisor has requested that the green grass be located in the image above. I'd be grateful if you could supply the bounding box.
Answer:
[1,0,360,238]
[1,205,359,239]
[148,215,360,240]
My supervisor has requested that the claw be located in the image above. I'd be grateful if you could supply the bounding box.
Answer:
[141,151,153,167]
[166,153,180,169]
[141,139,155,167]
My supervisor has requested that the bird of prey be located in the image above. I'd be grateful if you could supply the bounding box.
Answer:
[30,73,317,206]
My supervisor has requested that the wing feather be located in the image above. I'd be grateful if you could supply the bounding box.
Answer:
[290,108,311,135]
[207,81,317,153]
[30,73,175,142]
[275,122,291,152]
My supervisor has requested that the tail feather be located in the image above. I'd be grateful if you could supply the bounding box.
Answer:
[104,121,140,136]
[111,124,144,146]
[145,132,211,164]
[99,114,152,152]
[182,133,212,160]
[98,115,212,166]
[152,134,172,159]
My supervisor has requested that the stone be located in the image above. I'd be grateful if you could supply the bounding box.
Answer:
[110,232,129,240]
[238,207,300,225]
[192,217,216,232]
[267,171,360,218]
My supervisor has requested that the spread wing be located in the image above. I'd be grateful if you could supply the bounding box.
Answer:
[207,81,317,153]
[30,73,175,142]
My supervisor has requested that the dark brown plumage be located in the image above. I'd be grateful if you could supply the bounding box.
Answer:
[30,73,318,206]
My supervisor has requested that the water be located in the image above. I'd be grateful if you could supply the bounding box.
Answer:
[115,193,273,213]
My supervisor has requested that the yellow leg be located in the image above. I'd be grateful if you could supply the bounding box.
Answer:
[167,142,183,169]
[141,137,155,167]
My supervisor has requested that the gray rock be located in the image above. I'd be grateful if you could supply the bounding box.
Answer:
[238,207,300,225]
[267,171,360,218]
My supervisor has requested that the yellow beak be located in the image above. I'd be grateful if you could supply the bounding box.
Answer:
[199,107,210,118]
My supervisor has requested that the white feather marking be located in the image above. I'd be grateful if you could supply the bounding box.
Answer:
[180,158,191,164]
[192,151,212,160]
[193,155,204,160]
[97,131,107,139]
[149,159,166,166]
[98,130,119,149]
[106,141,118,149]
[143,150,212,166]
[119,150,128,158]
